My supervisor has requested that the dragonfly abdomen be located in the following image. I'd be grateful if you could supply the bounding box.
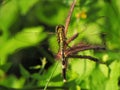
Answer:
[56,24,67,82]
[56,25,66,43]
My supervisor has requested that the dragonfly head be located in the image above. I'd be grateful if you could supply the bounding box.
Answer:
[56,24,65,33]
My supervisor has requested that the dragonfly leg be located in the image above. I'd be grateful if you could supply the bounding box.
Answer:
[64,33,79,49]
[67,55,105,64]
[66,33,79,45]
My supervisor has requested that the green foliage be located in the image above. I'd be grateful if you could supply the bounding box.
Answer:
[0,0,120,90]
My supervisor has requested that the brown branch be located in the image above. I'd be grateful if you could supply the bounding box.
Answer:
[67,55,105,64]
[65,42,105,56]
[65,0,76,35]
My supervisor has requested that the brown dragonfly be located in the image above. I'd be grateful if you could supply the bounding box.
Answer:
[55,0,106,82]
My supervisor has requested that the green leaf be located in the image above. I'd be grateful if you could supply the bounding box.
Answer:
[105,60,120,90]
[19,64,30,78]
[35,0,68,25]
[14,26,46,44]
[18,0,39,15]
[0,26,46,65]
[89,66,107,90]
[0,75,25,88]
[70,53,96,82]
[84,23,102,44]
[0,0,18,30]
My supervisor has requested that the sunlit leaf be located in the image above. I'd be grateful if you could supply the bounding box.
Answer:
[105,60,120,90]
[89,66,107,90]
[0,0,18,30]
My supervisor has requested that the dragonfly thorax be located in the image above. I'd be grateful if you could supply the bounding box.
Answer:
[56,25,66,44]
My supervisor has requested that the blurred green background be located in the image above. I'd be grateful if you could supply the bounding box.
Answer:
[0,0,120,90]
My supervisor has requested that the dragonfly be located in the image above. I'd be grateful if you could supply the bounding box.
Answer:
[55,0,106,82]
